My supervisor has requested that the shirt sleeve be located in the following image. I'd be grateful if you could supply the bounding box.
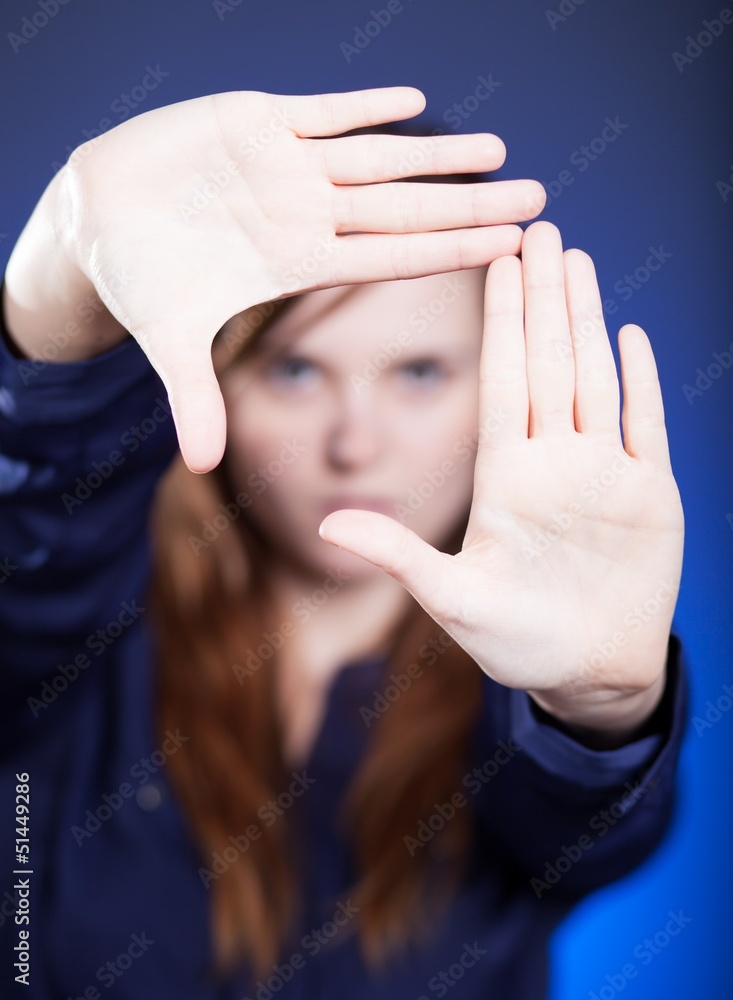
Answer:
[0,279,179,708]
[468,631,688,902]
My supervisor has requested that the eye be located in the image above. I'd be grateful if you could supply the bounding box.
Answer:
[397,358,447,387]
[266,354,320,389]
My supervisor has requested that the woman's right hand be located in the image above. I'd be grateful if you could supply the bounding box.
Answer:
[4,86,545,472]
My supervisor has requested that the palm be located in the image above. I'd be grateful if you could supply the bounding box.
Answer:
[451,432,682,692]
[61,87,543,471]
[320,223,684,700]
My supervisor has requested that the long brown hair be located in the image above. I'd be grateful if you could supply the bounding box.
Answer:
[150,137,486,988]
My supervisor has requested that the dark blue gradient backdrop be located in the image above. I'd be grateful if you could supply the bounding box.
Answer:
[1,1,731,996]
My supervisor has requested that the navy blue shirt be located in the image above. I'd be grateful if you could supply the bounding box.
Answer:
[0,293,688,999]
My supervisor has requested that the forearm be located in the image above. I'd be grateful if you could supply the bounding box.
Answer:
[471,635,686,899]
[3,164,130,362]
[0,288,177,679]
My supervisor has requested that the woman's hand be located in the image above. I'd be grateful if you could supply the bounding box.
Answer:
[6,85,545,473]
[319,221,684,746]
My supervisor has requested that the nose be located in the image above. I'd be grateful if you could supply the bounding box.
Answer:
[326,390,384,471]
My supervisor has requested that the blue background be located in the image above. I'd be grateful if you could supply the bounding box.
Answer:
[1,0,731,996]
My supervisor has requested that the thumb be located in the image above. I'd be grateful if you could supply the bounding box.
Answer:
[318,509,453,617]
[149,340,227,473]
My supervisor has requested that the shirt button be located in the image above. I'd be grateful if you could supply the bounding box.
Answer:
[136,783,162,811]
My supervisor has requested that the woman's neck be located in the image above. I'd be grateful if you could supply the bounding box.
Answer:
[268,559,413,678]
[266,560,414,772]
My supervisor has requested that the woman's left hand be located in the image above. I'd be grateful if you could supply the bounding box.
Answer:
[319,221,684,744]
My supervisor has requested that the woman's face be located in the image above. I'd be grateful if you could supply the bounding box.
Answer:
[220,268,486,581]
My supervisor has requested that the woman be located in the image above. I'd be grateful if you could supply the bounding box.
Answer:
[0,86,686,998]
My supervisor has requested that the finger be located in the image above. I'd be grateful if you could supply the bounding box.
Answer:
[318,509,453,621]
[333,225,523,284]
[140,329,227,473]
[619,324,671,470]
[563,248,620,437]
[312,132,507,183]
[286,86,426,138]
[522,221,575,436]
[333,179,546,233]
[476,255,528,451]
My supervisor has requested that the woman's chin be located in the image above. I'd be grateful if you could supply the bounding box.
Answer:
[308,540,384,583]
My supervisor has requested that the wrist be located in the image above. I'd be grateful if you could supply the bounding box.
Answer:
[527,669,667,751]
[4,167,130,363]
